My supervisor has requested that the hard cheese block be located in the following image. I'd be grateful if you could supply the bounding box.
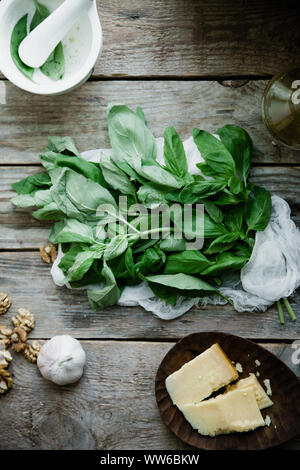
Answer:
[182,388,265,437]
[227,373,273,410]
[165,343,238,411]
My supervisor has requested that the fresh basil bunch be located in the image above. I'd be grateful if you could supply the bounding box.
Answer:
[11,105,272,311]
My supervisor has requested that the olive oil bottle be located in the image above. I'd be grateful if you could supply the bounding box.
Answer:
[263,66,300,149]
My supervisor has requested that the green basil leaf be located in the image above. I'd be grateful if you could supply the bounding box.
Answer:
[87,262,120,309]
[203,214,229,239]
[40,43,65,81]
[228,175,243,194]
[193,129,236,178]
[216,125,253,184]
[104,235,129,261]
[11,172,51,195]
[159,235,186,252]
[59,243,86,273]
[50,168,117,222]
[49,219,95,244]
[124,247,136,278]
[213,190,241,206]
[107,104,157,171]
[163,126,191,181]
[99,153,136,196]
[114,160,147,185]
[66,251,96,282]
[10,15,34,80]
[30,1,65,81]
[164,250,212,275]
[54,154,107,186]
[203,200,224,224]
[135,107,147,124]
[137,184,181,208]
[245,186,272,232]
[146,273,220,297]
[30,0,50,29]
[224,205,244,234]
[205,233,240,255]
[11,194,35,208]
[140,164,182,189]
[201,252,248,276]
[45,136,79,156]
[32,201,64,220]
[135,246,166,276]
[180,181,227,204]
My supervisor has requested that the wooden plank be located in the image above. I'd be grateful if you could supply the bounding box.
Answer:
[0,341,298,450]
[0,1,298,79]
[89,0,300,78]
[0,80,299,165]
[0,252,299,340]
[2,165,300,249]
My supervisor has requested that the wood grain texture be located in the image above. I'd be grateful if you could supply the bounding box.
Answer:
[0,0,298,79]
[94,0,299,77]
[0,252,299,341]
[0,340,299,450]
[2,165,300,249]
[0,80,299,165]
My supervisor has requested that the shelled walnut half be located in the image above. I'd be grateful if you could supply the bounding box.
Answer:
[24,341,42,363]
[40,244,57,264]
[0,293,12,315]
[0,348,12,368]
[11,327,27,353]
[0,325,12,348]
[0,369,13,394]
[12,308,35,333]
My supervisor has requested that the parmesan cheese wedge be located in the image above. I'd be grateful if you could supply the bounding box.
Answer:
[165,344,238,411]
[182,388,265,437]
[227,373,273,410]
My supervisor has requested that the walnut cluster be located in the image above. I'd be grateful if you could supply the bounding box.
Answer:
[24,341,42,363]
[0,297,42,394]
[40,244,57,264]
[12,308,35,333]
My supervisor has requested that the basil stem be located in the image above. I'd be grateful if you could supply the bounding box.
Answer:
[283,297,297,322]
[276,300,285,325]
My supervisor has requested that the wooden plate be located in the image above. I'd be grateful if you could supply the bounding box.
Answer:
[155,331,300,450]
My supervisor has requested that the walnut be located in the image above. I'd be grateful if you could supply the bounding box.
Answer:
[0,369,13,394]
[0,325,12,348]
[24,341,42,363]
[12,308,35,333]
[11,327,27,353]
[0,293,12,315]
[40,244,57,264]
[0,348,12,368]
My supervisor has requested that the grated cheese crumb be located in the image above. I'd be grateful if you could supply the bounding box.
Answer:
[265,415,271,426]
[264,379,272,396]
[235,362,243,373]
[255,359,261,367]
[256,371,260,377]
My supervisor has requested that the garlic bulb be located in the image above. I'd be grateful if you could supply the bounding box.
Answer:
[37,335,86,385]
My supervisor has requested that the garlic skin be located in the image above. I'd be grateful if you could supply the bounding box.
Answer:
[37,335,86,386]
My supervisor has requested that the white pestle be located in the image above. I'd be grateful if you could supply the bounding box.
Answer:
[19,0,93,68]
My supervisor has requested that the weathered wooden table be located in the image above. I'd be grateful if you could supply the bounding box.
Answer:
[0,0,300,450]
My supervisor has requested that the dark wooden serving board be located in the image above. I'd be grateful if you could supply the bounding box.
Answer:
[156,332,300,450]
